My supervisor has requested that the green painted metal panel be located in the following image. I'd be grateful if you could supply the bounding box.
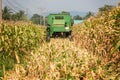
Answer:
[53,27,65,32]
[53,20,65,25]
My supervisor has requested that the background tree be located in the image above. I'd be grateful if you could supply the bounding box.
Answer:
[16,10,27,20]
[83,12,94,19]
[2,6,28,21]
[73,15,83,20]
[99,4,114,12]
[61,11,70,15]
[11,10,27,21]
[30,14,43,25]
[2,6,12,20]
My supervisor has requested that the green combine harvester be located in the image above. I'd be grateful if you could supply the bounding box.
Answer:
[46,13,73,42]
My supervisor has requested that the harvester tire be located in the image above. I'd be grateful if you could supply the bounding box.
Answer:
[69,31,73,41]
[46,29,50,42]
[69,35,73,41]
[46,35,50,42]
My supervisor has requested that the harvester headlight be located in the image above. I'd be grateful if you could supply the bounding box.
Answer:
[65,27,69,30]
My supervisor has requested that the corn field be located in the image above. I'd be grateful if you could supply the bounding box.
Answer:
[0,4,120,80]
[0,21,45,78]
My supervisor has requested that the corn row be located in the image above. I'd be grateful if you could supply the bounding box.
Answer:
[0,22,45,77]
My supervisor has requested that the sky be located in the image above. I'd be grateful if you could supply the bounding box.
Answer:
[2,0,120,15]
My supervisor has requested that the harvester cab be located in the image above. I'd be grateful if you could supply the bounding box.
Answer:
[46,13,73,42]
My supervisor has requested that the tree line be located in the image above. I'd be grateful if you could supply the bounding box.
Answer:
[2,5,114,25]
[2,6,27,21]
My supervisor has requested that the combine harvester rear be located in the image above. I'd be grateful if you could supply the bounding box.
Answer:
[46,13,73,42]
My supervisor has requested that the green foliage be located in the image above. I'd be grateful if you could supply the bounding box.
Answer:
[2,6,12,20]
[2,6,28,21]
[11,10,27,21]
[30,14,44,25]
[0,22,45,77]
